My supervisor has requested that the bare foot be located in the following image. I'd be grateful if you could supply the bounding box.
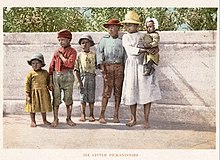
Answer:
[89,116,95,122]
[113,116,120,123]
[30,121,37,127]
[99,118,107,124]
[79,114,86,122]
[143,122,150,129]
[126,120,136,127]
[51,119,59,127]
[43,120,51,125]
[66,118,76,126]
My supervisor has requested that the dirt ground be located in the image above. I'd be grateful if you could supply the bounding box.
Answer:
[3,114,215,149]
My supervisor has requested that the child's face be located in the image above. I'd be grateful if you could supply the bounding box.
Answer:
[146,21,155,33]
[107,25,120,38]
[58,37,71,48]
[31,59,42,71]
[80,39,91,52]
[124,23,139,33]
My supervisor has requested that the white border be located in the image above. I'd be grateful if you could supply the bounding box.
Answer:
[0,0,219,160]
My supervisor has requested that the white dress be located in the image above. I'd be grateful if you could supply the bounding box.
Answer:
[121,31,161,105]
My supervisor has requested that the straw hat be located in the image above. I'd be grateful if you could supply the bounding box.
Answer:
[103,19,123,28]
[122,11,141,24]
[78,34,95,46]
[27,53,46,67]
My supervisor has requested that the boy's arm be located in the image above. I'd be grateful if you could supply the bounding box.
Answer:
[73,56,83,88]
[46,71,53,91]
[58,49,77,69]
[74,70,83,88]
[96,38,106,73]
[49,75,54,91]
[49,52,56,75]
[48,54,56,91]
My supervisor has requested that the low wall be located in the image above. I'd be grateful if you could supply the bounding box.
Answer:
[3,31,217,114]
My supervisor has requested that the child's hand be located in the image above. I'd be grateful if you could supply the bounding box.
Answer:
[56,50,62,57]
[137,44,146,49]
[99,64,106,74]
[77,81,83,89]
[49,82,54,91]
[26,96,31,103]
[139,48,148,54]
[147,47,159,55]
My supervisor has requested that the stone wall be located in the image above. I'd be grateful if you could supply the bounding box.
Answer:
[3,31,217,113]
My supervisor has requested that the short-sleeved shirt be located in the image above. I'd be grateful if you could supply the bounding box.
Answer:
[74,51,96,75]
[96,34,127,65]
[49,46,77,75]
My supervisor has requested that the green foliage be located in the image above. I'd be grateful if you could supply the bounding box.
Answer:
[3,7,87,32]
[174,8,218,30]
[88,7,217,31]
[3,7,217,32]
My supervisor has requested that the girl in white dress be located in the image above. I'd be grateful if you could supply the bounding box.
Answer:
[121,11,161,128]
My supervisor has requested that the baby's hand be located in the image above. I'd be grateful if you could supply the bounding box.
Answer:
[146,47,159,55]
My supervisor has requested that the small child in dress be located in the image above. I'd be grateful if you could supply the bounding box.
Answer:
[25,53,52,127]
[74,34,97,122]
[137,18,160,76]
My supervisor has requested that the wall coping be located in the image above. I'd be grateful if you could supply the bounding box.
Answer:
[3,31,217,45]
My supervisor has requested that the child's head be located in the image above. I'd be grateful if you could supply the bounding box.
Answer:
[145,18,159,33]
[28,53,45,71]
[78,34,95,52]
[103,19,122,38]
[124,23,139,33]
[122,11,141,33]
[57,29,72,48]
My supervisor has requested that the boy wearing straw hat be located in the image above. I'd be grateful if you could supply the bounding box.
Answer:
[121,11,161,129]
[49,29,77,127]
[96,19,127,124]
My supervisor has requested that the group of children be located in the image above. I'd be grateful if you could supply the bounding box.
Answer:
[24,10,161,129]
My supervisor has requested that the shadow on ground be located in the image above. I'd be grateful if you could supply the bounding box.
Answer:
[34,117,216,132]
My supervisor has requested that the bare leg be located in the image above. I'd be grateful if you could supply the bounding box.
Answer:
[126,104,137,127]
[30,112,37,127]
[144,59,154,76]
[89,102,95,122]
[113,96,121,123]
[143,103,151,129]
[51,106,59,127]
[66,104,76,126]
[79,102,86,122]
[99,97,108,124]
[41,112,51,125]
[143,64,148,76]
